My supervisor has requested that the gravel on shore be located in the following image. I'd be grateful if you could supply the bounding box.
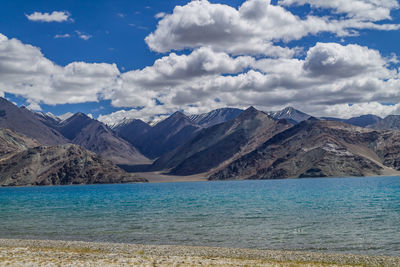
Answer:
[0,238,399,266]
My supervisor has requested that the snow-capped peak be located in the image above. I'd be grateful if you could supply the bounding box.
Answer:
[57,112,74,122]
[188,108,243,128]
[110,117,136,129]
[267,107,310,124]
[44,112,61,121]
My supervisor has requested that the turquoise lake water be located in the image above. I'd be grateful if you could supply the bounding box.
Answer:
[1,176,400,256]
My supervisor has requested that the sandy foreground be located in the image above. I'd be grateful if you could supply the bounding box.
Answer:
[0,239,399,266]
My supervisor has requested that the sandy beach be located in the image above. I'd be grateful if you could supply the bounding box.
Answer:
[0,239,399,266]
[134,171,208,183]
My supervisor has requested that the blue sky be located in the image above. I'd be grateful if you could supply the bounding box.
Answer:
[1,0,400,123]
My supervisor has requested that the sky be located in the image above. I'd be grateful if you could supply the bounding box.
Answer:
[1,0,400,124]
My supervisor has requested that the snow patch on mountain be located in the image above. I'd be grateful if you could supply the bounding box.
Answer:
[188,108,243,128]
[267,107,311,124]
[57,112,75,122]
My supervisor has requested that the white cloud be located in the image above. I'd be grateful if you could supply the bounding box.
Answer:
[279,0,399,21]
[76,31,92,40]
[105,42,400,121]
[323,103,400,119]
[155,12,166,19]
[110,47,254,107]
[54,33,71,39]
[49,61,120,104]
[3,30,400,120]
[0,33,119,105]
[145,0,400,57]
[26,11,71,23]
[303,42,388,78]
[145,0,295,57]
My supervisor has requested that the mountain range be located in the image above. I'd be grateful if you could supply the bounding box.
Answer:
[53,112,150,165]
[322,114,383,128]
[2,96,400,185]
[210,119,400,180]
[152,107,291,175]
[124,111,202,159]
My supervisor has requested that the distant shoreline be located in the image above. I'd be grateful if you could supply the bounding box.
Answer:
[2,174,400,187]
[0,239,399,266]
[134,171,208,183]
[135,172,400,184]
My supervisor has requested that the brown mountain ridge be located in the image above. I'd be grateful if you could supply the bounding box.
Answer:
[3,96,400,184]
[152,107,292,175]
[209,118,400,180]
[0,129,147,186]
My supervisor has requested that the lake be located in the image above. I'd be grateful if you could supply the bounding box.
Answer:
[1,176,400,256]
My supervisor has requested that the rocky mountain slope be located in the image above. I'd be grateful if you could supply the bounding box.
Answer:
[0,98,68,145]
[209,118,400,180]
[188,108,243,128]
[345,114,382,127]
[72,120,150,165]
[33,111,62,129]
[0,128,40,160]
[0,129,146,186]
[112,119,151,145]
[152,107,292,175]
[55,112,93,140]
[49,112,150,165]
[370,115,400,130]
[133,111,202,159]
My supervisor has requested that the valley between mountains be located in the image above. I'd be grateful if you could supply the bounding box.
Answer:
[1,96,400,186]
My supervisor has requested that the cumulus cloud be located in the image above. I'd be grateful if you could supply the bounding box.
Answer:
[279,0,399,21]
[145,0,295,57]
[26,11,71,22]
[303,43,388,78]
[145,0,400,57]
[110,47,254,107]
[3,30,400,122]
[0,33,119,106]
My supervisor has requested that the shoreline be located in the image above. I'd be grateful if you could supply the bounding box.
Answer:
[134,171,400,184]
[133,171,208,183]
[2,174,400,187]
[1,239,399,266]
